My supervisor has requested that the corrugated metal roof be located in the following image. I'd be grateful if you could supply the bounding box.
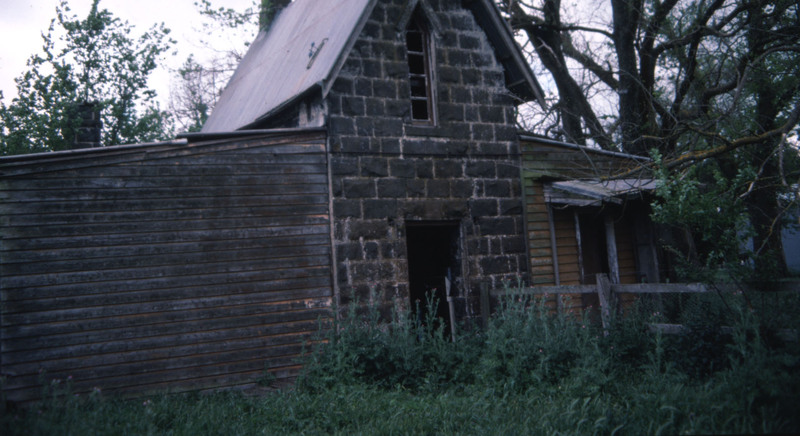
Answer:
[202,0,376,133]
[202,0,545,133]
[544,179,658,206]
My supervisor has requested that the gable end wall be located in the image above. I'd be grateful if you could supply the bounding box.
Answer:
[325,0,527,321]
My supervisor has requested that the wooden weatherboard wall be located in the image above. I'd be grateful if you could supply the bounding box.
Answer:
[0,130,332,402]
[520,137,650,313]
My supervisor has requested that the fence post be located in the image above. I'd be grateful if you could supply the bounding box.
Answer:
[596,273,613,331]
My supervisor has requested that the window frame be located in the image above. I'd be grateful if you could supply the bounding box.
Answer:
[405,14,437,125]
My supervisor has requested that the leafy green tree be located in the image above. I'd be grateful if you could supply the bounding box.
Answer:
[503,0,800,278]
[0,0,174,155]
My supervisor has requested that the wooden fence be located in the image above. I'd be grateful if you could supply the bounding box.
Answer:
[481,275,800,340]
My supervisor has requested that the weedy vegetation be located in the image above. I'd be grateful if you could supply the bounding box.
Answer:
[3,285,799,435]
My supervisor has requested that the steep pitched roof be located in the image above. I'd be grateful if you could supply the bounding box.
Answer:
[202,0,545,133]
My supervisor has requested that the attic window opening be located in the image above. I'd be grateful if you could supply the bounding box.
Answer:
[406,14,436,124]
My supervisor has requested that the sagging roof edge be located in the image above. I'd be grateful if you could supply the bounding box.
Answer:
[0,139,188,164]
[0,127,328,166]
[519,134,653,162]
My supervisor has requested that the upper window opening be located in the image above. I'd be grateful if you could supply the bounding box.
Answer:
[406,14,435,124]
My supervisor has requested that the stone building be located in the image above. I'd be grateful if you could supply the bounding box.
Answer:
[203,0,545,327]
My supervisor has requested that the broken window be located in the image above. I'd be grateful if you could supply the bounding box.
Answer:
[406,13,436,124]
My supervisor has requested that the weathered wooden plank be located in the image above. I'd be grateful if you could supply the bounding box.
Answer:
[2,312,328,360]
[1,252,330,295]
[1,213,330,243]
[2,340,312,394]
[0,194,328,216]
[2,286,332,340]
[1,265,331,304]
[1,231,330,266]
[0,203,330,228]
[1,223,329,253]
[0,172,327,193]
[3,314,327,370]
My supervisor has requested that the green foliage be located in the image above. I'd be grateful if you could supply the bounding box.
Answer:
[0,0,174,155]
[650,149,757,280]
[4,288,799,435]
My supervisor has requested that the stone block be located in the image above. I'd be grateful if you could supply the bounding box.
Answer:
[334,199,361,218]
[349,220,388,240]
[331,77,353,94]
[343,179,376,198]
[407,179,426,197]
[355,78,373,96]
[495,124,518,142]
[461,68,481,85]
[373,79,398,99]
[439,65,461,84]
[434,160,463,178]
[374,117,404,136]
[502,236,526,254]
[471,123,494,141]
[484,179,511,197]
[442,199,468,219]
[363,59,381,78]
[381,138,401,154]
[496,162,520,178]
[364,199,398,219]
[479,105,505,124]
[361,157,389,177]
[446,140,469,155]
[415,160,434,178]
[384,60,407,78]
[331,156,359,176]
[364,241,380,260]
[459,34,481,50]
[377,178,407,198]
[340,136,371,153]
[439,103,465,122]
[329,116,355,136]
[389,158,416,178]
[470,199,498,217]
[427,179,450,197]
[478,216,516,235]
[465,160,496,178]
[342,96,366,116]
[385,99,410,118]
[480,256,513,275]
[365,98,385,116]
[337,242,363,261]
[356,116,373,136]
[451,179,474,198]
[500,199,523,216]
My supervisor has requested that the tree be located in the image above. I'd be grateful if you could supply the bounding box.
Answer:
[168,0,276,132]
[0,0,174,155]
[501,0,800,278]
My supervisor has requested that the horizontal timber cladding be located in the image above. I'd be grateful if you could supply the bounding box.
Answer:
[0,131,333,403]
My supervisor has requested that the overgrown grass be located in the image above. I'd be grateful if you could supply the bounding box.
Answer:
[4,286,799,435]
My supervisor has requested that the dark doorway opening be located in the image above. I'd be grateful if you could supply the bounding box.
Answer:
[406,221,461,334]
[578,212,609,315]
[578,212,610,284]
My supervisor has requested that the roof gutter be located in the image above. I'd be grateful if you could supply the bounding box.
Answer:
[519,134,652,161]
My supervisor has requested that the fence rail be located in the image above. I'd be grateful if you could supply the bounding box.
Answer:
[481,275,800,337]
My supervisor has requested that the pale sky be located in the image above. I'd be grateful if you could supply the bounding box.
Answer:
[0,0,256,105]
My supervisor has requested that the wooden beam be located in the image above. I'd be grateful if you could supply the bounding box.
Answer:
[604,214,620,284]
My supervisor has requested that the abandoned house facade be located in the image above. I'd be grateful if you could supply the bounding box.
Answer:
[0,0,659,402]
